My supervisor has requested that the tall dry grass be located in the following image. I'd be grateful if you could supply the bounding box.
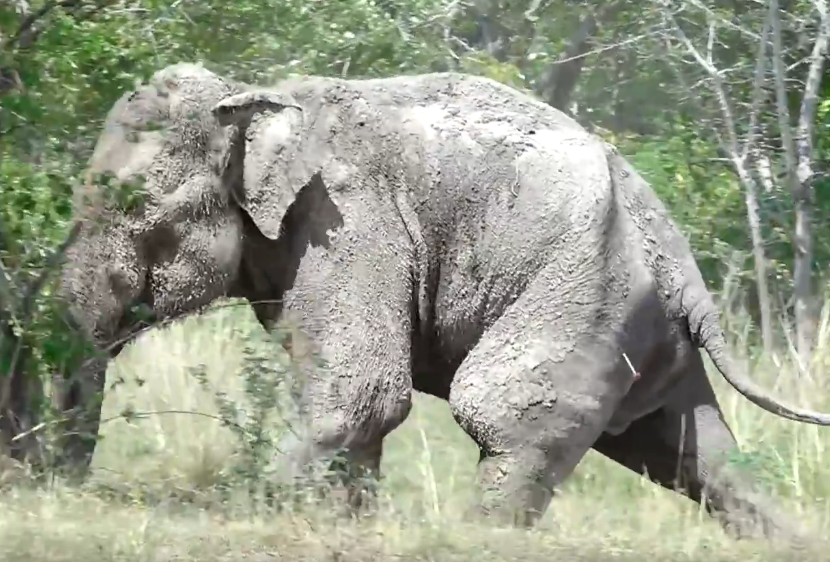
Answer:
[1,295,830,561]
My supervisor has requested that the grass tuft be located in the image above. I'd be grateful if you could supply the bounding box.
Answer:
[2,297,830,560]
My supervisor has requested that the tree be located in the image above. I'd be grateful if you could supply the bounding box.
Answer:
[659,0,830,367]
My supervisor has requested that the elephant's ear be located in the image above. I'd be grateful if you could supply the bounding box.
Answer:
[211,90,302,126]
[211,89,322,240]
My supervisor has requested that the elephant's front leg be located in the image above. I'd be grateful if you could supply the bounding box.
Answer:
[260,190,416,517]
[52,312,148,480]
[591,354,810,548]
[57,224,148,480]
[52,350,112,480]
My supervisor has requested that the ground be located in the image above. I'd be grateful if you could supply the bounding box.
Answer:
[1,299,829,561]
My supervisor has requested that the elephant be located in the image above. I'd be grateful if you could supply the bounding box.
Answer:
[57,61,830,545]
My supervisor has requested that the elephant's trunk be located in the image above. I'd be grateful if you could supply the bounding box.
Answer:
[687,291,830,425]
[60,221,147,342]
[54,221,149,478]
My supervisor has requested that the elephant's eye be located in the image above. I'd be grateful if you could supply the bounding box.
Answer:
[127,91,139,102]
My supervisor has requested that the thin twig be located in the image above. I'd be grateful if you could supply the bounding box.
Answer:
[11,408,262,445]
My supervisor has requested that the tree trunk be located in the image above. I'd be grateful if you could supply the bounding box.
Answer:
[535,2,624,113]
[768,0,828,367]
[792,197,814,366]
[737,161,774,354]
[792,0,828,367]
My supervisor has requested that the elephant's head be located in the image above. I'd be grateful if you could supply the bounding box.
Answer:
[60,62,326,347]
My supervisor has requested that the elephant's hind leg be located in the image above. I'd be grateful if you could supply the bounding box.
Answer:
[447,272,636,527]
[591,354,809,547]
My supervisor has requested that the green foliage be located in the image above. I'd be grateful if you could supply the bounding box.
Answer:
[0,157,73,270]
[0,154,91,411]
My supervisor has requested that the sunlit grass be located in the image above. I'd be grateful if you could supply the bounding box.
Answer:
[2,297,830,560]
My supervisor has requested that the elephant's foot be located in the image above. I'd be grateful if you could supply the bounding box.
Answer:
[707,481,813,551]
[467,450,553,528]
[591,366,815,550]
[49,408,102,484]
[718,513,808,549]
[325,441,384,519]
[52,433,97,485]
[50,354,110,485]
[270,435,384,521]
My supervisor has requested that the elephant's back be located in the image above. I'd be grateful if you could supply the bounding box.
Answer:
[279,72,587,136]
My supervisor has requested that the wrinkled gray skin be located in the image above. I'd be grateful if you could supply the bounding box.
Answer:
[60,63,830,545]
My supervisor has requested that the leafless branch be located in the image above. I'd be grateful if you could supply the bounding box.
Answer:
[683,0,764,40]
[706,18,716,65]
[523,0,553,22]
[769,0,798,189]
[660,40,730,151]
[660,0,778,353]
[545,32,656,66]
[0,256,18,325]
[740,6,772,162]
[767,0,828,362]
[663,12,745,156]
[665,12,738,157]
[755,153,776,193]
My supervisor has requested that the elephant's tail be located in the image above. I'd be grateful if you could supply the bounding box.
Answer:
[689,294,830,425]
[603,141,830,425]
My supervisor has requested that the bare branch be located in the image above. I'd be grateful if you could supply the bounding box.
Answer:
[523,0,553,22]
[755,152,776,193]
[767,0,828,362]
[740,6,772,162]
[769,0,798,188]
[660,1,777,352]
[0,258,19,326]
[662,9,741,156]
[706,17,715,66]
[660,36,734,162]
[683,0,764,40]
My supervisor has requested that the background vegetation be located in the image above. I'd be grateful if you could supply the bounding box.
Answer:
[1,0,830,559]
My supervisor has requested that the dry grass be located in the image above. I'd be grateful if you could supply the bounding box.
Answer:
[2,298,830,561]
